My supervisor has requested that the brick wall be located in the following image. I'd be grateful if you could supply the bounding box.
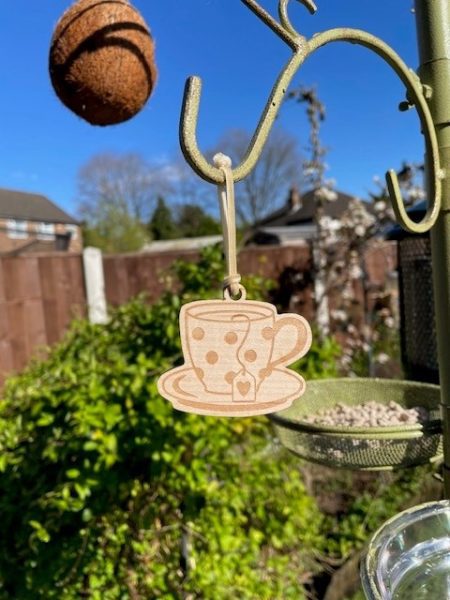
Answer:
[0,219,83,254]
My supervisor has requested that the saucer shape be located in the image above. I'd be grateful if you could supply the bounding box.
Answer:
[158,366,306,416]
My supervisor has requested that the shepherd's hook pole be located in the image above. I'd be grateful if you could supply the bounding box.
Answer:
[415,0,450,497]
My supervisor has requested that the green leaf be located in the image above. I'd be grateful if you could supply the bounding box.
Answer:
[66,469,80,479]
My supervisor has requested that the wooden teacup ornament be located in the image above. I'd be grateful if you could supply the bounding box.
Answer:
[158,155,312,417]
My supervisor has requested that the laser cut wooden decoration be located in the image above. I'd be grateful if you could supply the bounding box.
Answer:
[158,294,311,417]
[157,155,312,417]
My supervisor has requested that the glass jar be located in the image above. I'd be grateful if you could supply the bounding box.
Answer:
[361,500,450,599]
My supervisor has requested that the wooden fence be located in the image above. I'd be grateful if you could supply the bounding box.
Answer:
[0,253,86,381]
[103,245,312,306]
[0,242,396,385]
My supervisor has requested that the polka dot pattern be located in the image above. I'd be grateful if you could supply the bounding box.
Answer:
[262,327,273,340]
[206,351,219,365]
[245,349,257,362]
[225,371,235,384]
[225,331,238,345]
[192,327,205,341]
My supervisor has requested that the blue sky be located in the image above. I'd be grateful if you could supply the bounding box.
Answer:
[0,0,424,218]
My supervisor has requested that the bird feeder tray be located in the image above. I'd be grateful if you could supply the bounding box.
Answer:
[269,378,442,470]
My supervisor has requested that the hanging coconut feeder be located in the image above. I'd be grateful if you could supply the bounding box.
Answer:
[49,0,157,126]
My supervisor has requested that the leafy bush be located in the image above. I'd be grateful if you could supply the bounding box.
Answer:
[320,467,429,558]
[0,245,430,598]
[292,328,341,380]
[0,245,332,599]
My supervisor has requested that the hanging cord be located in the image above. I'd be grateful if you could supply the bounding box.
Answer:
[213,153,243,299]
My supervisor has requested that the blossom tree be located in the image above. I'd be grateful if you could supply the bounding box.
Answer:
[288,86,424,373]
[287,87,337,336]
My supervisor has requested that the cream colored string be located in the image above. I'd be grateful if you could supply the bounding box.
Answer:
[213,153,242,298]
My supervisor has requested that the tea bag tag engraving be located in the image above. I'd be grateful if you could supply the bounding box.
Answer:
[232,370,256,403]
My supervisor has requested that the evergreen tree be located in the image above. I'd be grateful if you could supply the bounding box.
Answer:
[149,197,178,240]
[177,203,221,238]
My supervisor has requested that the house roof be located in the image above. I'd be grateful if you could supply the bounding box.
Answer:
[257,188,358,227]
[251,225,315,245]
[0,188,78,224]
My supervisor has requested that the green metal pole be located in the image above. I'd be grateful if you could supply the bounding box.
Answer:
[414,0,450,497]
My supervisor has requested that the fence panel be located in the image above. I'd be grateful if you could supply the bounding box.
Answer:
[0,242,397,385]
[103,250,200,306]
[103,246,313,306]
[0,253,86,383]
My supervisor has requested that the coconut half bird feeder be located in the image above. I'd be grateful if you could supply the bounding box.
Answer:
[49,0,157,125]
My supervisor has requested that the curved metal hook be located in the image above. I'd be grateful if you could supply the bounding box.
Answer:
[278,0,317,39]
[308,29,442,234]
[180,49,306,185]
[179,0,313,186]
[180,7,442,234]
[242,0,313,48]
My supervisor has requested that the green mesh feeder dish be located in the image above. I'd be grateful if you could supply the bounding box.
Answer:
[269,379,442,471]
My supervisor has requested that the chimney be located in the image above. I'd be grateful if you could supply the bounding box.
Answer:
[288,186,301,212]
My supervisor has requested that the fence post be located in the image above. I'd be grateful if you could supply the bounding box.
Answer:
[83,247,108,324]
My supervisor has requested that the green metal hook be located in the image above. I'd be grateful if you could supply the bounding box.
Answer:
[179,1,442,234]
[278,0,317,40]
[180,0,311,185]
[308,28,443,234]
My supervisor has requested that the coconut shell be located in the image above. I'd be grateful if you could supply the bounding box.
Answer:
[49,0,157,126]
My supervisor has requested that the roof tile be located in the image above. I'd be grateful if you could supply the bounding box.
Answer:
[0,188,77,224]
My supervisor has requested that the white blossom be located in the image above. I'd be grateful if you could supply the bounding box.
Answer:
[408,187,426,201]
[342,287,353,300]
[316,186,338,202]
[331,309,347,322]
[304,167,318,178]
[374,200,387,213]
[376,353,390,364]
[341,354,352,366]
[349,263,363,279]
[384,316,395,328]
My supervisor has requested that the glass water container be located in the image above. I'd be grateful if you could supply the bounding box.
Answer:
[361,500,450,599]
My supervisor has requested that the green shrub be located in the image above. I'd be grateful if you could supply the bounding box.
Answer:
[292,327,341,380]
[0,245,426,598]
[0,246,331,599]
[321,467,428,559]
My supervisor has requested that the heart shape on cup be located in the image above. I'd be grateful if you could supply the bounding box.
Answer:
[237,381,251,397]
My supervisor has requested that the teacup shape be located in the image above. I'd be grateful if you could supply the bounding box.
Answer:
[158,298,312,416]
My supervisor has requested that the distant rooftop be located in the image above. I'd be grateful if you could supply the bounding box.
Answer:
[250,225,314,246]
[0,188,78,224]
[257,187,358,227]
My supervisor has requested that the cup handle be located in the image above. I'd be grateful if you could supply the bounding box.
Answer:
[259,315,312,380]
